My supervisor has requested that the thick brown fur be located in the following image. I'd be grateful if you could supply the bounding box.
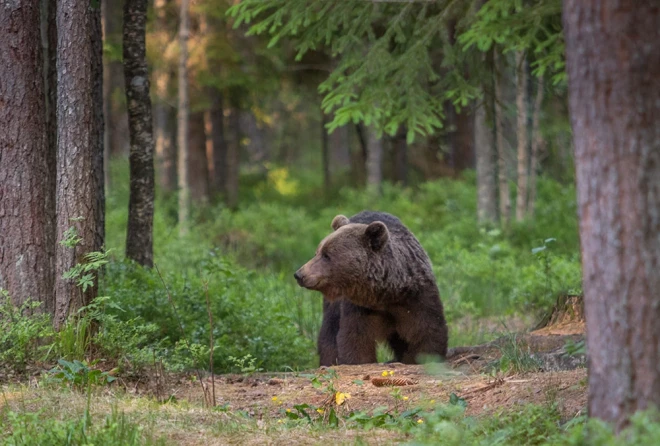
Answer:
[294,211,448,366]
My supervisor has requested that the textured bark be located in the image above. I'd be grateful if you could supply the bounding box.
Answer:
[208,89,227,196]
[177,0,190,234]
[153,0,176,193]
[475,103,497,224]
[54,0,105,328]
[366,126,383,194]
[101,0,111,193]
[189,112,210,203]
[123,0,155,267]
[0,0,55,313]
[564,0,660,430]
[225,104,240,209]
[494,51,510,225]
[528,76,544,218]
[515,51,529,221]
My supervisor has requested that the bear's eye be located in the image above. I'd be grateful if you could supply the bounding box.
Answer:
[322,251,330,261]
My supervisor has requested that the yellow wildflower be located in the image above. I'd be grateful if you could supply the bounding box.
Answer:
[335,392,351,406]
[316,408,324,414]
[403,396,409,401]
[418,419,424,424]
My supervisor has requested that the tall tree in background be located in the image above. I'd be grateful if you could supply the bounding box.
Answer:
[225,93,241,209]
[0,1,55,313]
[564,0,660,430]
[366,127,383,195]
[514,51,529,221]
[528,76,545,217]
[123,0,155,267]
[54,0,105,328]
[493,52,510,225]
[474,102,497,224]
[177,0,190,235]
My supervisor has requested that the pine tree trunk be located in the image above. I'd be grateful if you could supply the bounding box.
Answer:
[225,102,240,209]
[208,89,227,197]
[177,0,190,235]
[366,126,383,194]
[564,0,660,430]
[393,129,408,186]
[54,0,105,328]
[528,76,544,218]
[153,0,177,194]
[515,51,529,221]
[189,112,210,203]
[123,0,155,267]
[321,111,331,193]
[0,1,55,314]
[475,102,498,224]
[494,51,510,225]
[101,0,111,193]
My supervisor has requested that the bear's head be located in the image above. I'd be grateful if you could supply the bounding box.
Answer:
[293,214,390,301]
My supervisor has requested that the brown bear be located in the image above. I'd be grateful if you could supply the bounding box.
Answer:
[294,211,448,366]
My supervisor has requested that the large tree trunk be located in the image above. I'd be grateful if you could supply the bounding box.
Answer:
[475,102,497,224]
[494,51,510,226]
[515,51,529,221]
[54,0,105,328]
[528,76,544,218]
[0,1,55,314]
[366,126,383,194]
[177,0,190,235]
[123,0,155,267]
[189,112,210,203]
[564,0,660,431]
[153,0,176,194]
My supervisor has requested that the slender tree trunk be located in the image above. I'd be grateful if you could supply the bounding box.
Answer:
[494,51,510,225]
[101,0,111,193]
[104,0,127,159]
[321,111,331,193]
[564,0,660,431]
[54,0,105,328]
[208,89,227,197]
[189,112,210,203]
[153,0,176,194]
[0,1,55,314]
[330,125,351,174]
[393,129,408,186]
[225,101,240,209]
[177,0,190,235]
[475,102,498,224]
[528,76,544,218]
[515,51,529,221]
[366,126,383,195]
[123,0,155,267]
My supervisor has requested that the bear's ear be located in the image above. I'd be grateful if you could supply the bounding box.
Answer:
[331,215,350,231]
[365,221,389,251]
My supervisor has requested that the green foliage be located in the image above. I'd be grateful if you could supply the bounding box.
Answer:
[0,408,167,446]
[0,292,54,373]
[47,359,117,391]
[487,333,542,375]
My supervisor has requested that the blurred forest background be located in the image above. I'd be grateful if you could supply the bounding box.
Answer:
[3,0,582,373]
[101,0,580,371]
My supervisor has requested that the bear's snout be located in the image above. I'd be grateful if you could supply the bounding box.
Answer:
[293,270,304,286]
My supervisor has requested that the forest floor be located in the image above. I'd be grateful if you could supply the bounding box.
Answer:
[1,315,587,445]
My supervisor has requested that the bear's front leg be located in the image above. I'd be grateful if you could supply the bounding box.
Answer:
[336,302,379,364]
[318,298,340,366]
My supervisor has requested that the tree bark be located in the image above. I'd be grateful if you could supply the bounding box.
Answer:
[494,51,510,226]
[321,111,331,193]
[189,112,210,203]
[366,126,383,195]
[564,0,660,431]
[208,89,227,197]
[225,96,241,209]
[0,0,55,314]
[393,129,408,187]
[475,102,497,224]
[515,51,529,221]
[54,0,105,328]
[123,0,155,267]
[177,0,190,235]
[153,0,176,194]
[528,76,544,218]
